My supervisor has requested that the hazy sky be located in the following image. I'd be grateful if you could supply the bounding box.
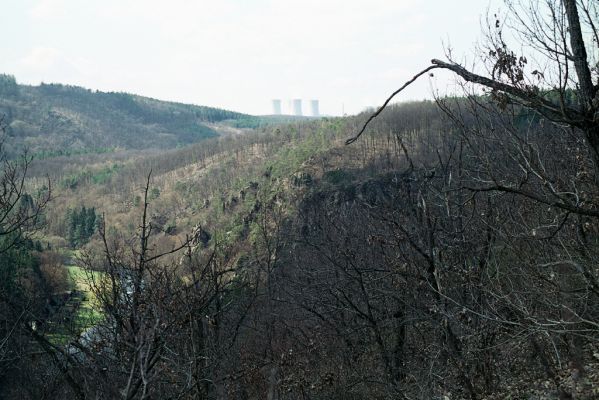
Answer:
[1,0,498,115]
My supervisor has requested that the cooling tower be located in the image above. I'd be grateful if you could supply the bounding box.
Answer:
[310,99,319,117]
[292,99,302,116]
[271,99,282,115]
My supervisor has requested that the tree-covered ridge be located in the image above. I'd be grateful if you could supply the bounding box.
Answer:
[0,78,257,156]
[35,83,246,123]
[0,74,18,97]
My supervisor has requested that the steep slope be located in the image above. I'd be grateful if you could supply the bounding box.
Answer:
[10,96,599,399]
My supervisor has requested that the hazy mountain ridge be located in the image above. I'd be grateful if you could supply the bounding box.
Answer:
[0,74,254,156]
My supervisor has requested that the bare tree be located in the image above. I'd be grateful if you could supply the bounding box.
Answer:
[339,1,599,397]
[348,0,598,173]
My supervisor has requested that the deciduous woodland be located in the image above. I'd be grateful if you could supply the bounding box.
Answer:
[1,0,598,399]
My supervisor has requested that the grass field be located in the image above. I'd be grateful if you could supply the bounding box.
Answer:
[66,264,105,329]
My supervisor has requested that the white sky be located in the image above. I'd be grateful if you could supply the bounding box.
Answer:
[1,0,498,115]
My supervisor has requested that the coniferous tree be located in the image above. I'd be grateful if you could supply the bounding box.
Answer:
[85,207,96,238]
[66,206,97,247]
[67,208,78,247]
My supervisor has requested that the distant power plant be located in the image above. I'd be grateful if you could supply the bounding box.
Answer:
[271,99,282,115]
[292,99,302,116]
[310,99,319,117]
[271,98,320,116]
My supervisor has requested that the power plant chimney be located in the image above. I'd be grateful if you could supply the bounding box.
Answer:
[271,99,282,115]
[310,99,319,117]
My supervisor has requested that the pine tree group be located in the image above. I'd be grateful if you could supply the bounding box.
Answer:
[67,206,98,247]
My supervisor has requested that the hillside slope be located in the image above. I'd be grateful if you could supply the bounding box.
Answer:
[0,74,253,155]
[5,96,599,399]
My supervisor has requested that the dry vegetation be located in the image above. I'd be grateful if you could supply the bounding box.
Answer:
[1,1,598,398]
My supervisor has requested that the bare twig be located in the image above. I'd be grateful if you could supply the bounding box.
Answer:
[345,65,440,145]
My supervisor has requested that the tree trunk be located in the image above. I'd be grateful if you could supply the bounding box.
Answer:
[563,0,595,110]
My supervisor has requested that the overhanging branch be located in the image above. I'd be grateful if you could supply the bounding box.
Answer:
[345,65,440,145]
[346,58,586,145]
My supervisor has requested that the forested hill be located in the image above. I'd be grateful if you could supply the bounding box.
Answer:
[0,74,253,156]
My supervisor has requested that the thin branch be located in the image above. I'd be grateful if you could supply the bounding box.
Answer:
[345,65,440,145]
